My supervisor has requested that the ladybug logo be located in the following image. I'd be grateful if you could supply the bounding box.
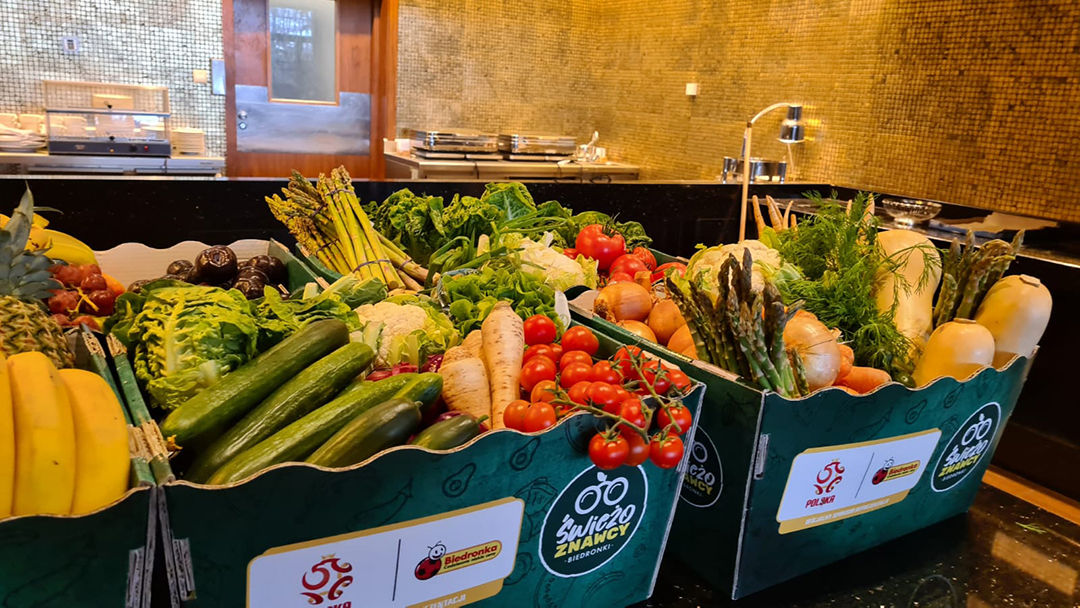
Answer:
[414,542,446,580]
[872,458,894,485]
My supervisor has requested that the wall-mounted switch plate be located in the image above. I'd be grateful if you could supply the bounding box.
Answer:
[192,69,209,84]
[685,82,699,96]
[61,36,80,55]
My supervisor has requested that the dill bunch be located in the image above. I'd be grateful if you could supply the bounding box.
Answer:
[770,191,935,385]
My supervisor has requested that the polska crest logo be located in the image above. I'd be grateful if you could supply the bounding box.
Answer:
[539,466,647,577]
[299,554,353,606]
[813,460,844,495]
[932,402,1000,492]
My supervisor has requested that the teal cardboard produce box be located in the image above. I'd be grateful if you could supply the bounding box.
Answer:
[104,284,702,608]
[0,330,154,608]
[572,306,1032,599]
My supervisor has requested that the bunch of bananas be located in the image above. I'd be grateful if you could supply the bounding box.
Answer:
[0,211,97,266]
[0,352,130,518]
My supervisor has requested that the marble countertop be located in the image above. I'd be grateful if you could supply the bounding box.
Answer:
[638,483,1079,607]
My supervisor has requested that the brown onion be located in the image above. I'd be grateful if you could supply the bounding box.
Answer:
[667,324,697,358]
[618,320,657,342]
[783,310,842,391]
[595,281,652,322]
[648,299,686,344]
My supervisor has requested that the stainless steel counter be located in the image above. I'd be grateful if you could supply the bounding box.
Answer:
[0,151,224,175]
[384,150,639,182]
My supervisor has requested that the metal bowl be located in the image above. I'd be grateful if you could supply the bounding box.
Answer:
[882,198,942,227]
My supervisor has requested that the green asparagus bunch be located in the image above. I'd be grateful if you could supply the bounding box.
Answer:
[666,248,806,397]
[933,230,1024,326]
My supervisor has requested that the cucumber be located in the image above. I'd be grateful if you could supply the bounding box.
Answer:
[160,319,350,447]
[206,374,417,485]
[398,373,443,415]
[185,342,374,482]
[412,415,481,450]
[305,398,421,468]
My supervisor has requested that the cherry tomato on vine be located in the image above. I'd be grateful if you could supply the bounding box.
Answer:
[561,326,599,356]
[618,399,646,434]
[612,345,644,379]
[589,433,629,470]
[523,315,558,346]
[559,350,593,370]
[607,271,634,284]
[559,362,593,389]
[531,379,559,403]
[649,434,685,469]
[631,247,657,271]
[624,432,650,467]
[612,384,632,404]
[567,381,592,405]
[642,360,671,395]
[657,404,693,435]
[523,344,556,363]
[503,400,530,430]
[548,343,564,361]
[523,402,558,433]
[590,360,622,385]
[520,357,556,392]
[576,226,626,270]
[586,382,623,413]
[666,369,692,395]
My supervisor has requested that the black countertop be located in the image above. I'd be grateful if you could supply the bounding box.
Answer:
[639,483,1079,607]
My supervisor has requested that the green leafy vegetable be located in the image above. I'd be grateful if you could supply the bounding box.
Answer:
[766,191,935,383]
[478,182,536,220]
[366,188,448,266]
[111,282,261,410]
[442,263,562,334]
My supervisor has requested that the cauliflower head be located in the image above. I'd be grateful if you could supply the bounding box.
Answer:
[352,297,459,367]
[686,240,782,294]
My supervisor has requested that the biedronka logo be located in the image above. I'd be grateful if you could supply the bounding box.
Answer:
[413,539,502,581]
[539,466,647,577]
[932,402,1000,492]
[299,554,354,606]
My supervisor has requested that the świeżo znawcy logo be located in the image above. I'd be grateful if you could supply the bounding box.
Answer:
[932,402,1000,492]
[680,429,722,508]
[414,539,502,581]
[300,554,353,606]
[539,466,647,577]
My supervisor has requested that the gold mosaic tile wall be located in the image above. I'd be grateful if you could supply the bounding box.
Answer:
[0,0,225,156]
[398,0,1080,223]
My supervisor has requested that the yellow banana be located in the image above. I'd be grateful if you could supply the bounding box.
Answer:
[9,352,76,516]
[44,230,97,266]
[0,355,14,519]
[59,369,129,514]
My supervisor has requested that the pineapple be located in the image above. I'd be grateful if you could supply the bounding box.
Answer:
[0,186,73,368]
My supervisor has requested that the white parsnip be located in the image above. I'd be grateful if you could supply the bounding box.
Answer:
[439,358,491,420]
[481,303,524,429]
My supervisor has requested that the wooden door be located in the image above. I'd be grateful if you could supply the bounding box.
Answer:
[223,0,397,177]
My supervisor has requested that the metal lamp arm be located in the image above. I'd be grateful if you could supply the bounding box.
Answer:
[738,102,801,241]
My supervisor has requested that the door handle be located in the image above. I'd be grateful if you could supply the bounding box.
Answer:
[237,110,248,120]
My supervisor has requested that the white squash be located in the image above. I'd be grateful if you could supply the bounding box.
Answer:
[874,230,942,351]
[974,275,1052,368]
[913,319,995,387]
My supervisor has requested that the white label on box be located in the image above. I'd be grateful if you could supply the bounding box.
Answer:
[775,429,941,534]
[247,497,524,608]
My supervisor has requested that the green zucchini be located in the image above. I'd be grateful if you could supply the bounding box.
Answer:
[398,373,443,415]
[305,398,421,468]
[185,342,374,482]
[412,415,481,450]
[160,319,349,447]
[206,374,417,485]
